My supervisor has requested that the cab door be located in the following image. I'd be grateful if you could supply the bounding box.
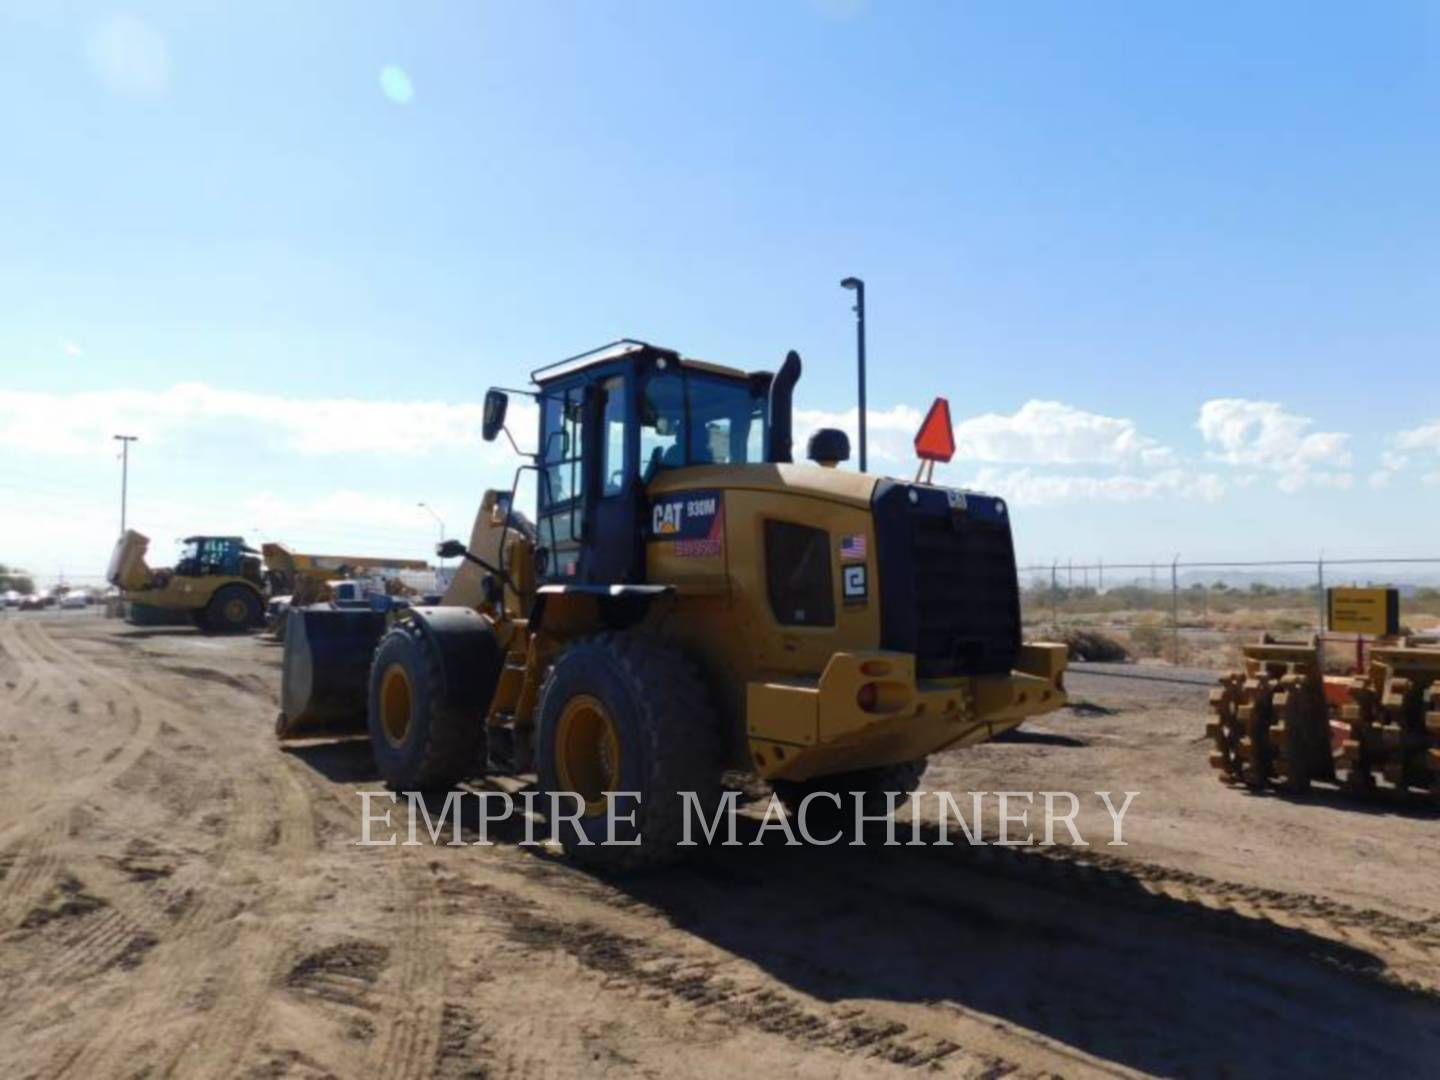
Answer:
[580,373,644,584]
[536,381,587,580]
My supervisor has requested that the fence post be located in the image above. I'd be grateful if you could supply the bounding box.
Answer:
[1051,560,1059,630]
[1171,554,1181,665]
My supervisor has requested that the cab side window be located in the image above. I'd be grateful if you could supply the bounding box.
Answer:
[600,376,628,495]
[640,370,684,481]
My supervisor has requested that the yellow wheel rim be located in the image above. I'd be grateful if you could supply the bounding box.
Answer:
[224,597,247,623]
[379,663,413,748]
[554,694,620,817]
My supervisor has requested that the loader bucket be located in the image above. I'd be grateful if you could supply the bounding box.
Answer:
[276,606,389,739]
[107,530,154,592]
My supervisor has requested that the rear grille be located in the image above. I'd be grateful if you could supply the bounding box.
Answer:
[873,482,1021,678]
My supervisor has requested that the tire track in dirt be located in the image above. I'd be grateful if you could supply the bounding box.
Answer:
[32,618,270,914]
[281,772,452,1080]
[0,812,70,932]
[150,692,320,1079]
[0,621,107,931]
[996,842,1440,996]
[18,618,317,1080]
[372,859,448,1080]
[150,798,306,1061]
[427,860,1004,1075]
[479,835,1437,1075]
[10,622,226,932]
[262,735,453,1079]
[0,620,163,852]
[0,618,41,706]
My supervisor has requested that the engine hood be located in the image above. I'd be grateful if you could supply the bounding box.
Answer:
[646,462,880,510]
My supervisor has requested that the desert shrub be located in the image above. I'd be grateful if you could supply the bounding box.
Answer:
[1130,621,1168,658]
[1063,629,1129,662]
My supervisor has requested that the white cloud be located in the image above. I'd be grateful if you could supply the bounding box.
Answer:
[794,398,1173,472]
[86,15,171,98]
[63,341,83,358]
[1197,399,1351,490]
[245,490,437,531]
[1369,421,1439,487]
[793,404,924,465]
[12,382,1373,528]
[0,383,536,460]
[955,400,1173,467]
[962,467,1227,507]
[1396,422,1440,454]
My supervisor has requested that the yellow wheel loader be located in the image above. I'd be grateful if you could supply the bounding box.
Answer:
[278,340,1068,867]
[107,531,267,632]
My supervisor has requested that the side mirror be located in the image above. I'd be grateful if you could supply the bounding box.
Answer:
[482,389,509,442]
[436,539,467,560]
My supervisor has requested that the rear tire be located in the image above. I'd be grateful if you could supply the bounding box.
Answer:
[536,632,720,871]
[201,584,262,634]
[367,616,501,791]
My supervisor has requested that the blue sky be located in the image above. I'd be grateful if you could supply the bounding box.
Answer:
[2,1,1438,583]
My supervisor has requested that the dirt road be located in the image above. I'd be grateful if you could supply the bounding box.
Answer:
[2,611,1438,1078]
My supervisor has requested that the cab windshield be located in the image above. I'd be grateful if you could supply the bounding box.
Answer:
[641,368,766,480]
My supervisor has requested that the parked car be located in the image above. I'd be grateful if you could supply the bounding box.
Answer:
[18,594,45,611]
[60,591,90,609]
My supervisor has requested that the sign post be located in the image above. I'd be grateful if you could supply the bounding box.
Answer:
[1327,586,1400,672]
[912,397,956,483]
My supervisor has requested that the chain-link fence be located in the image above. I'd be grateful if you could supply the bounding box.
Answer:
[1018,557,1440,671]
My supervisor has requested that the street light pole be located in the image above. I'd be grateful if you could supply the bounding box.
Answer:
[839,277,867,472]
[113,435,138,535]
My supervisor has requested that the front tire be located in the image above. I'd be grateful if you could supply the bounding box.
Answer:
[202,584,262,634]
[367,616,500,790]
[536,633,720,870]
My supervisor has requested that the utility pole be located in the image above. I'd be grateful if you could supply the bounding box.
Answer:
[840,277,867,472]
[113,435,137,535]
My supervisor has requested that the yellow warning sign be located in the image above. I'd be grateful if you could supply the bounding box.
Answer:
[1326,587,1399,636]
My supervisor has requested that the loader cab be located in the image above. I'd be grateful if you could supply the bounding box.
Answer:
[174,535,261,582]
[525,341,777,585]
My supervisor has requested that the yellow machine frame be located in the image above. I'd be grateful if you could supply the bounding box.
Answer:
[463,462,1067,782]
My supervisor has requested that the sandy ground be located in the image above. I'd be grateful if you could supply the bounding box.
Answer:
[2,610,1438,1079]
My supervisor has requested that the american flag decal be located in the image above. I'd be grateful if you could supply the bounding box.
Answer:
[840,533,867,560]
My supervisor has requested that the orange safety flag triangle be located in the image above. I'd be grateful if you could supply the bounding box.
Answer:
[913,397,956,462]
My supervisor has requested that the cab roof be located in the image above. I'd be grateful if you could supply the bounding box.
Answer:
[530,339,752,385]
[182,535,258,552]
